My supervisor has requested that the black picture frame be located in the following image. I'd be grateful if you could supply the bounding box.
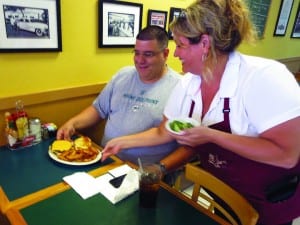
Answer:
[291,3,300,38]
[147,9,167,30]
[98,0,143,48]
[274,0,294,36]
[0,0,62,53]
[168,7,182,39]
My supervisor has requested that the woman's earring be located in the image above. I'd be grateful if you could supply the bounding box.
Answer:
[202,54,207,62]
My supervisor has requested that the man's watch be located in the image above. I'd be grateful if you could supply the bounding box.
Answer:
[159,162,167,174]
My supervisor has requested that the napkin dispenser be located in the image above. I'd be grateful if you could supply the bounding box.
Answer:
[97,169,139,204]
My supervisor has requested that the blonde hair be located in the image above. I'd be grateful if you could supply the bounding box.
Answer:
[170,0,257,79]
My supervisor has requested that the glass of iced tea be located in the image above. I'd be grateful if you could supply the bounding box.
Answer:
[139,164,162,208]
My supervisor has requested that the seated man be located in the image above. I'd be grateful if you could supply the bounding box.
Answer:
[57,25,181,165]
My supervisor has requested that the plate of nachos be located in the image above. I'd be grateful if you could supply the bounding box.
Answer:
[48,136,102,166]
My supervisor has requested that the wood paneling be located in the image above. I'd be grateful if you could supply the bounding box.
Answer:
[278,57,300,74]
[0,83,106,146]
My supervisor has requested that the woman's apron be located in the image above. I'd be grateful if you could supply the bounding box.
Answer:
[195,98,300,225]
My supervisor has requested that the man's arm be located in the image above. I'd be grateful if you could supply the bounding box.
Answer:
[56,105,102,140]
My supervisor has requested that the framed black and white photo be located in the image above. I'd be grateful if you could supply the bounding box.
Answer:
[274,0,294,36]
[98,0,143,48]
[0,0,62,53]
[168,7,182,39]
[291,3,300,38]
[147,10,167,29]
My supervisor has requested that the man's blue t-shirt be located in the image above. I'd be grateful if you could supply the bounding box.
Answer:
[93,66,181,164]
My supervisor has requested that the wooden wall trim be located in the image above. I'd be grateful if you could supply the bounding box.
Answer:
[0,83,107,146]
[0,83,106,111]
[277,57,300,74]
[277,56,300,63]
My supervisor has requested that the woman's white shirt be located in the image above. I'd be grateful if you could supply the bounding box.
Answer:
[164,51,300,137]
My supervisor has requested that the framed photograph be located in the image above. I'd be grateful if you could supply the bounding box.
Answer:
[291,3,300,38]
[168,7,182,39]
[98,0,143,48]
[147,10,167,29]
[274,0,294,36]
[0,0,62,53]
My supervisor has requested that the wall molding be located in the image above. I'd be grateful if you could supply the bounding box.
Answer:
[277,56,300,74]
[0,83,105,111]
[0,83,106,146]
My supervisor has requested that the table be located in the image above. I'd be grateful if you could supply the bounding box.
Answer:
[0,138,222,225]
[0,138,123,211]
[20,186,219,225]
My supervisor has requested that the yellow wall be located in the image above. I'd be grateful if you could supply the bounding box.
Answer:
[0,0,300,98]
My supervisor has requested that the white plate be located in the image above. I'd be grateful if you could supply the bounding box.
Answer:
[48,147,102,166]
[165,117,200,135]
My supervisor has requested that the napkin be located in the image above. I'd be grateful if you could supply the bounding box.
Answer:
[63,172,100,199]
[96,167,139,204]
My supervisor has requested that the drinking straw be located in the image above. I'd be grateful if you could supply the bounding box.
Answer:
[138,157,144,173]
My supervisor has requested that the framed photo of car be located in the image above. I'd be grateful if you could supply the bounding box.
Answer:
[98,0,143,48]
[0,0,62,53]
[291,3,300,38]
[147,10,167,30]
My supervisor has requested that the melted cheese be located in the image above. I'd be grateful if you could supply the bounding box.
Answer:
[51,140,72,152]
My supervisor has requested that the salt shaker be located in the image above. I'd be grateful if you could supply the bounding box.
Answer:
[29,118,42,143]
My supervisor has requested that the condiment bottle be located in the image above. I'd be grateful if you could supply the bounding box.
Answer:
[4,112,18,147]
[15,100,29,140]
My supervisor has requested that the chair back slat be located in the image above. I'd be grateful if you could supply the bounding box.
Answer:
[185,163,259,225]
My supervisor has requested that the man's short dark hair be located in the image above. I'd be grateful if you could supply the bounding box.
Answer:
[136,25,169,49]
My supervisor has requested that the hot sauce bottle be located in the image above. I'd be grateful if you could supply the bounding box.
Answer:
[15,100,29,140]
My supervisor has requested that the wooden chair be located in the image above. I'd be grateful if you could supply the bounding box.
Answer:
[185,163,259,225]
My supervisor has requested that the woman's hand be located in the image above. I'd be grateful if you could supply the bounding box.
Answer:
[169,125,213,147]
[169,117,300,169]
[101,137,125,162]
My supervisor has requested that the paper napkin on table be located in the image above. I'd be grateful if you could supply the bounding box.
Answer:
[63,172,99,200]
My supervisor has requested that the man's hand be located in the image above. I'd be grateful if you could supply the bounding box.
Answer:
[56,122,75,140]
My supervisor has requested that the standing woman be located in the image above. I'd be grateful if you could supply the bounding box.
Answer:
[166,0,300,225]
[102,1,300,224]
